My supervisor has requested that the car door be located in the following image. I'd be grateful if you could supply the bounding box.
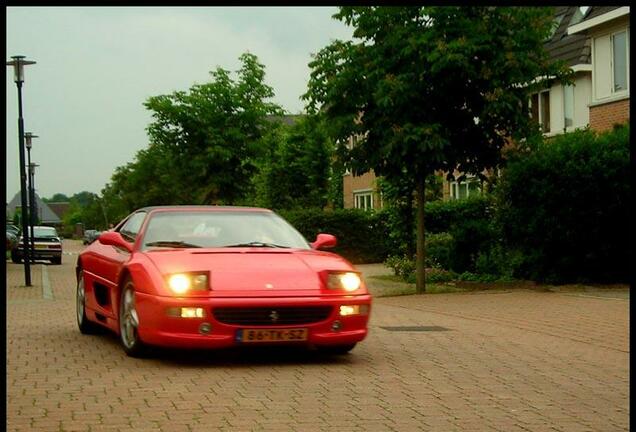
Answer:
[84,211,147,318]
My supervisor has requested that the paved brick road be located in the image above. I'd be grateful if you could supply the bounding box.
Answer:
[6,241,629,431]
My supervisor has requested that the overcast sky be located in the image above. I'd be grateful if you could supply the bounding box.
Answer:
[5,7,353,202]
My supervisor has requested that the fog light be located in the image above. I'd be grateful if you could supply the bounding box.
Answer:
[339,305,358,316]
[199,322,212,335]
[339,305,370,316]
[332,320,342,331]
[181,307,205,318]
[166,307,205,318]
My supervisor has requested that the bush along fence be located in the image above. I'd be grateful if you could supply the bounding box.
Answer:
[385,124,630,285]
[278,208,393,264]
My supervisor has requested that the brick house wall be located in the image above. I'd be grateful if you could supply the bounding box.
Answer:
[589,98,630,132]
[342,171,382,209]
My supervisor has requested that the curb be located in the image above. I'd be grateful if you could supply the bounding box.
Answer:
[41,265,54,300]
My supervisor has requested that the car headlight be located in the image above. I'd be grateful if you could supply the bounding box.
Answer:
[326,272,361,292]
[167,272,209,294]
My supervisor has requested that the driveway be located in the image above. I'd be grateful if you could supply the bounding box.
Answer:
[6,240,629,431]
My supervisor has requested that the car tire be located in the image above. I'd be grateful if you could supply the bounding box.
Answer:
[11,252,21,263]
[77,272,100,335]
[51,257,62,265]
[317,343,357,355]
[119,278,148,357]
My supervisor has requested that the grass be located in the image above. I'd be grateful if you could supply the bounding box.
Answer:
[368,275,469,297]
[368,274,629,298]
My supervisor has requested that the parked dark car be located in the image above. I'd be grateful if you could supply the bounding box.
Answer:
[11,226,63,265]
[6,224,20,236]
[6,231,18,251]
[83,230,101,245]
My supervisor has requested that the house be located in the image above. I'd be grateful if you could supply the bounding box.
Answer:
[6,192,62,225]
[567,6,630,131]
[47,202,72,221]
[341,6,629,208]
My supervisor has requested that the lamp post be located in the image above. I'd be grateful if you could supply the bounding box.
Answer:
[25,132,39,260]
[7,55,36,286]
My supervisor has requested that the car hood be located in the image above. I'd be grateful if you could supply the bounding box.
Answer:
[143,248,358,297]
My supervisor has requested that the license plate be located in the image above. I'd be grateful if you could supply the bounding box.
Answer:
[237,328,308,343]
[35,245,47,249]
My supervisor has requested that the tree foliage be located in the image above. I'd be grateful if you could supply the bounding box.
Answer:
[142,52,284,205]
[255,115,335,210]
[303,6,572,292]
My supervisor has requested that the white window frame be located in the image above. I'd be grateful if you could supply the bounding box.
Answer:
[529,90,551,134]
[591,26,630,103]
[610,28,630,95]
[449,176,482,200]
[563,83,575,132]
[353,189,374,210]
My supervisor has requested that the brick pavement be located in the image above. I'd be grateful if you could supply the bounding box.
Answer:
[5,240,630,431]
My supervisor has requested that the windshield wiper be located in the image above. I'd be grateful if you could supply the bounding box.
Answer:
[145,241,202,248]
[222,241,290,249]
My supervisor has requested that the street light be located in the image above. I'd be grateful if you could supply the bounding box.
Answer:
[25,132,39,260]
[7,55,36,286]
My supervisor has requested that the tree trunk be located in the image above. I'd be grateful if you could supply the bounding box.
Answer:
[416,175,426,294]
[405,196,415,258]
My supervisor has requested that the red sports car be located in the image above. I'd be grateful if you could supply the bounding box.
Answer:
[76,206,372,357]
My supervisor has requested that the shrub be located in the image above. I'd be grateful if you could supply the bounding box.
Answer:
[279,208,391,264]
[385,255,416,280]
[474,244,523,279]
[457,272,500,283]
[426,232,454,270]
[420,195,497,273]
[496,124,630,283]
[385,255,457,284]
[425,268,456,283]
[425,195,494,234]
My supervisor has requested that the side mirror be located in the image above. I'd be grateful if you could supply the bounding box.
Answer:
[98,231,133,253]
[311,233,337,250]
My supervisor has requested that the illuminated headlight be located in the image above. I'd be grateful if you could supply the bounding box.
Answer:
[167,272,209,294]
[327,272,361,292]
[339,305,370,316]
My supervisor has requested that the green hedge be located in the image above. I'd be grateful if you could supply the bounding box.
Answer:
[278,208,392,264]
[424,195,497,272]
[496,125,630,283]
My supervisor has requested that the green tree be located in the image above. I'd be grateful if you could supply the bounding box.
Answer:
[258,115,334,210]
[143,52,283,205]
[43,193,70,203]
[304,6,571,292]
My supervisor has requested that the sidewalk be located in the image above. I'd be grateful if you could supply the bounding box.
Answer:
[6,261,44,302]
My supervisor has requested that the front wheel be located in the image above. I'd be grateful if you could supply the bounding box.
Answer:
[77,272,100,334]
[119,279,147,357]
[11,252,21,263]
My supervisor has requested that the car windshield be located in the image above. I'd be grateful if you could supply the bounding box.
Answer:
[29,227,59,238]
[141,211,311,250]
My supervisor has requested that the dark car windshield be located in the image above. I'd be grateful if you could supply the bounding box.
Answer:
[141,211,311,251]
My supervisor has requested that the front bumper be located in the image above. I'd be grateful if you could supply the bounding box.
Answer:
[134,292,372,349]
[13,247,62,260]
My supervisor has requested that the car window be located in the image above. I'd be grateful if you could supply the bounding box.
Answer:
[119,212,147,242]
[141,211,310,250]
[31,227,58,238]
